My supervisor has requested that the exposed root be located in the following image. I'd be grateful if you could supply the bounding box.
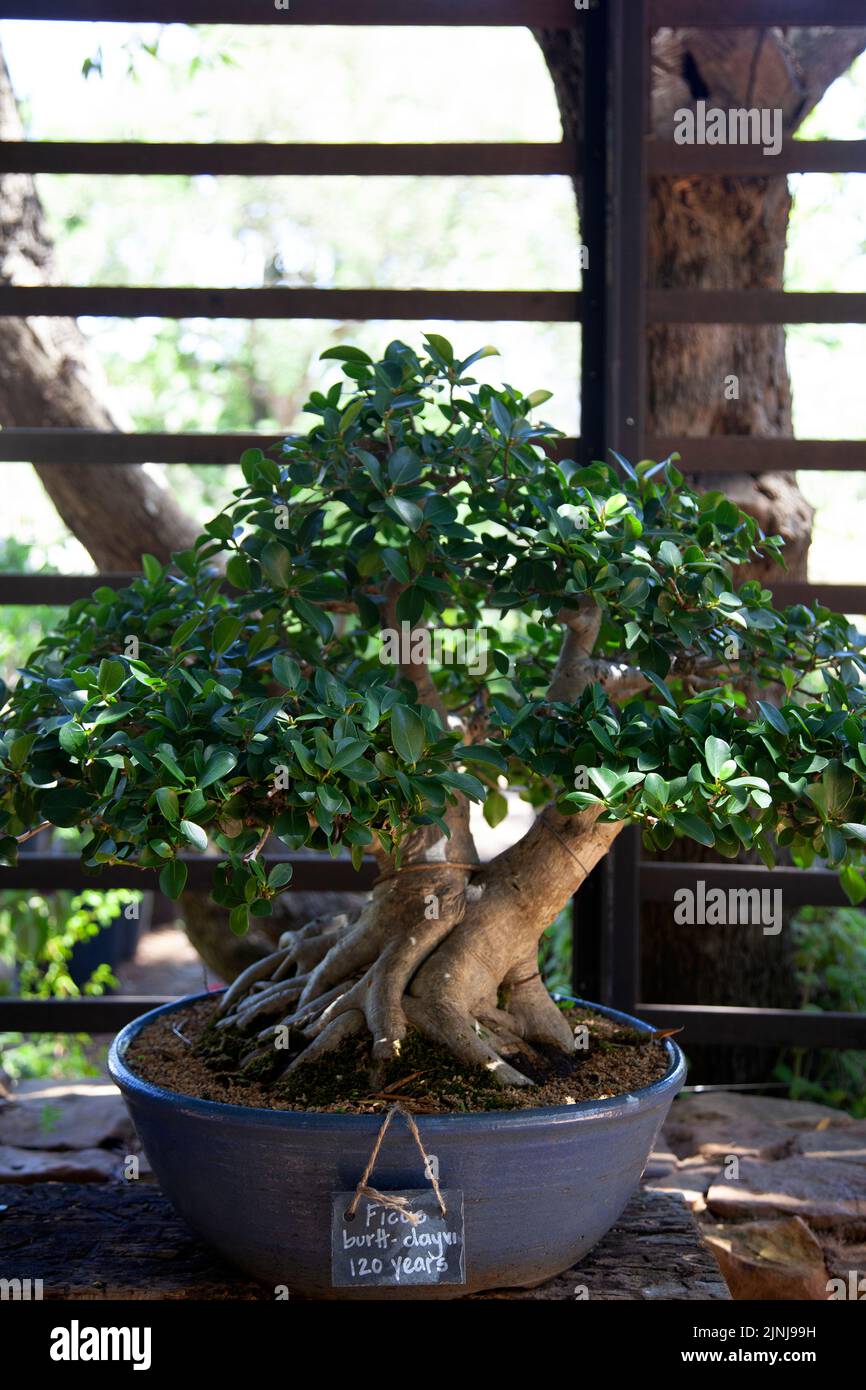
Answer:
[210,835,599,1090]
[403,996,534,1087]
[505,962,577,1053]
[280,1009,365,1074]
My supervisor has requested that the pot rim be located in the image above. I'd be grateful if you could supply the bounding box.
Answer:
[109,990,686,1130]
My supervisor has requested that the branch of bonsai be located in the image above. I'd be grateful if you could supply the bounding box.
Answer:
[382,577,451,728]
[15,821,52,844]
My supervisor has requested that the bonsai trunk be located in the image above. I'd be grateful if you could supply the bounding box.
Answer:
[218,805,621,1086]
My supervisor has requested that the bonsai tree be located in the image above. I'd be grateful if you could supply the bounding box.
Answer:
[2,337,865,1087]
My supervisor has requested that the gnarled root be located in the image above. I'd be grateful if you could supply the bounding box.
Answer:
[213,872,581,1090]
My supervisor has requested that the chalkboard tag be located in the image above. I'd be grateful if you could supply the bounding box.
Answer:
[331,1189,466,1289]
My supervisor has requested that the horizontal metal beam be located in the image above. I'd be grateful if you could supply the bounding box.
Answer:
[1,574,863,612]
[649,0,866,25]
[640,862,850,908]
[1,853,375,893]
[0,1,582,23]
[771,582,866,612]
[1,996,862,1046]
[3,431,864,476]
[635,1004,866,1050]
[648,290,866,325]
[0,429,583,464]
[0,286,580,322]
[0,996,174,1033]
[648,436,866,474]
[648,140,866,177]
[0,430,285,464]
[0,141,577,178]
[0,573,135,604]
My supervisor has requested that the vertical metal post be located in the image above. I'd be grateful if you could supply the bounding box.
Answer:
[579,0,609,465]
[607,0,647,461]
[601,0,648,1013]
[572,861,605,1002]
[604,826,641,1013]
[569,0,609,993]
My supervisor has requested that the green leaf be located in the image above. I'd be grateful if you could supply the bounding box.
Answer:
[229,904,250,936]
[320,345,372,364]
[441,770,486,801]
[97,658,126,696]
[424,333,454,364]
[483,789,508,828]
[460,745,507,772]
[155,787,180,823]
[385,496,423,531]
[382,548,411,584]
[840,865,866,906]
[159,860,188,900]
[59,717,88,761]
[658,540,682,568]
[212,615,243,654]
[390,704,425,765]
[226,553,253,589]
[180,819,208,852]
[0,836,19,868]
[267,863,294,889]
[293,596,334,643]
[199,748,238,788]
[672,812,716,847]
[272,653,300,689]
[154,745,187,783]
[704,736,733,780]
[261,540,292,587]
[141,553,163,582]
[388,447,421,488]
[172,616,202,649]
[756,700,789,736]
[37,787,92,827]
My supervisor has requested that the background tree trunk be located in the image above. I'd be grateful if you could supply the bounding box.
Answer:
[534,22,866,1080]
[0,52,199,570]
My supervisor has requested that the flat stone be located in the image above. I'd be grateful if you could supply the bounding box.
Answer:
[707,1155,866,1233]
[646,1160,723,1212]
[0,1084,134,1151]
[823,1241,866,1297]
[663,1091,852,1162]
[702,1216,830,1301]
[0,1144,120,1183]
[793,1125,866,1167]
[643,1149,678,1179]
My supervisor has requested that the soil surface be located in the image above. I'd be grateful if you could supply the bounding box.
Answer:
[126,996,672,1114]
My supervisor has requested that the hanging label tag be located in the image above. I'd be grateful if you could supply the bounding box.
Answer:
[331,1189,466,1289]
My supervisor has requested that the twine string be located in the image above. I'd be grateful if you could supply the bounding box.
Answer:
[538,815,594,878]
[346,1102,446,1225]
[373,860,478,887]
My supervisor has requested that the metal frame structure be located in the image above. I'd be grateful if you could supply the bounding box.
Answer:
[0,0,864,1053]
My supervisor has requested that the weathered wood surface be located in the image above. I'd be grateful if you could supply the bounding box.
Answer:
[0,1182,729,1301]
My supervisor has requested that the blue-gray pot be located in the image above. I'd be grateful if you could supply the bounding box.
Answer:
[109,992,685,1299]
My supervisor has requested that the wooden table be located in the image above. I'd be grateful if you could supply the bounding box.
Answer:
[0,1182,729,1300]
